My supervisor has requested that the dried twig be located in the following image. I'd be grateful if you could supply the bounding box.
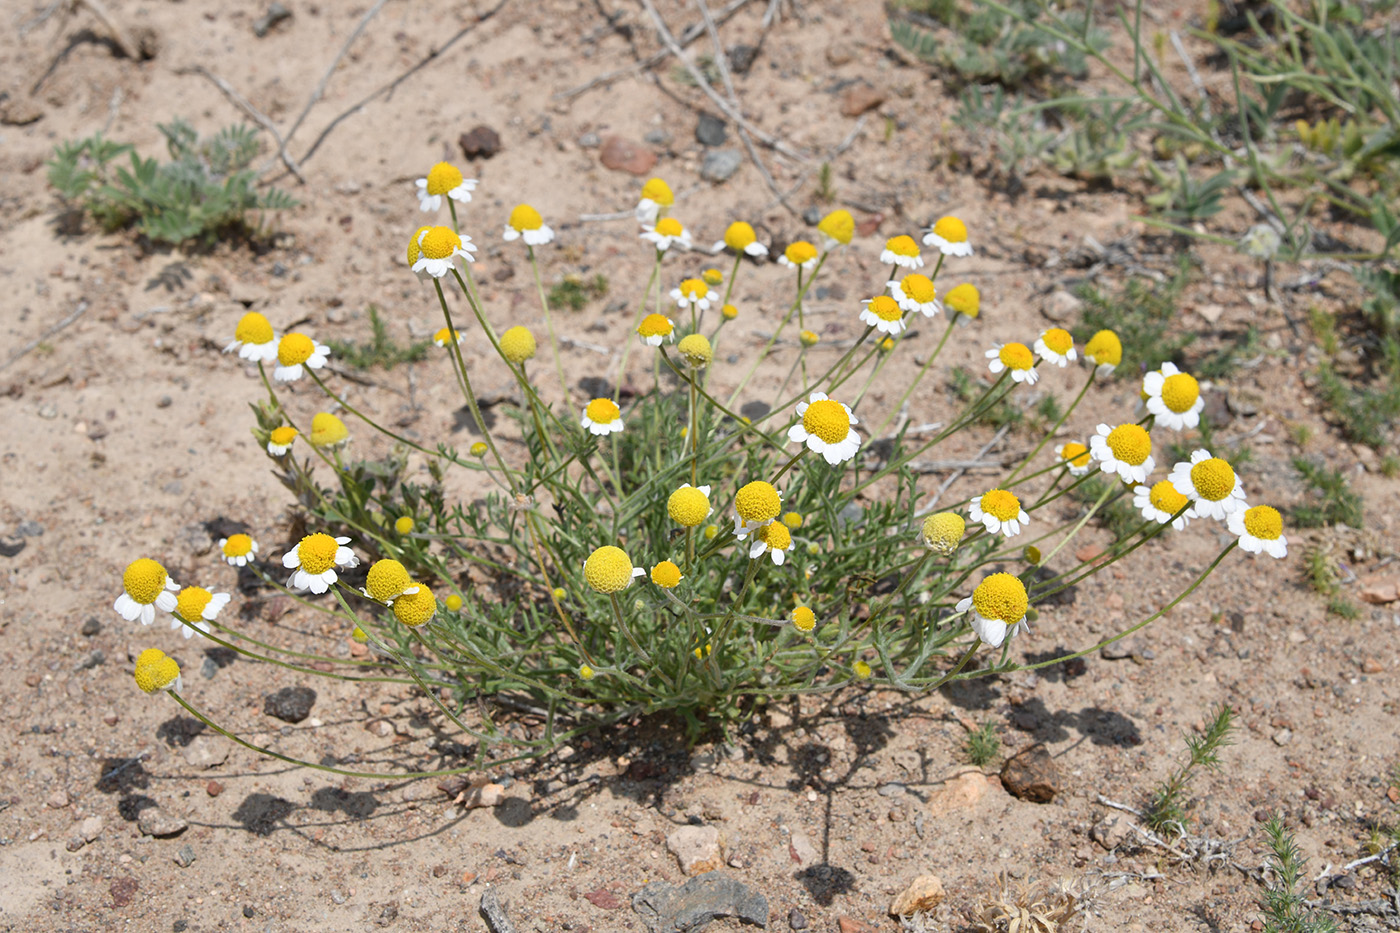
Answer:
[2,300,89,373]
[180,65,305,182]
[760,115,867,212]
[918,424,1012,511]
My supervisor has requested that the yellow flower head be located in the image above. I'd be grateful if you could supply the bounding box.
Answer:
[309,412,349,448]
[392,584,437,627]
[853,660,873,680]
[278,332,315,367]
[407,225,432,267]
[701,268,724,286]
[734,481,782,526]
[879,337,896,353]
[677,334,713,368]
[433,327,463,348]
[638,313,676,345]
[267,425,297,455]
[508,204,544,232]
[925,215,972,256]
[668,484,712,527]
[424,162,465,197]
[716,220,768,257]
[470,441,489,458]
[445,594,464,612]
[971,573,1029,624]
[133,648,181,694]
[1058,442,1091,470]
[800,329,820,347]
[1085,329,1123,371]
[351,626,368,643]
[394,515,415,534]
[651,560,683,588]
[640,177,674,208]
[220,534,258,566]
[791,606,816,633]
[782,241,819,268]
[579,664,596,681]
[722,304,738,320]
[233,311,274,346]
[583,545,639,594]
[365,559,414,603]
[818,209,854,247]
[921,512,965,554]
[500,326,537,364]
[943,283,980,318]
[782,512,803,530]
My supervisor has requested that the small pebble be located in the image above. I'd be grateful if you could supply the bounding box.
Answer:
[80,617,101,637]
[789,908,809,930]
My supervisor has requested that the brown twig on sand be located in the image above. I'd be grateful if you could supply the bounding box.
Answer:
[554,0,754,101]
[2,300,89,373]
[180,66,305,182]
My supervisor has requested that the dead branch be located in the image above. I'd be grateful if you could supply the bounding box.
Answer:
[179,65,305,182]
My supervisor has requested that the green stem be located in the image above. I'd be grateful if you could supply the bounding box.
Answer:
[1004,367,1097,484]
[616,254,662,401]
[874,315,957,436]
[527,246,571,398]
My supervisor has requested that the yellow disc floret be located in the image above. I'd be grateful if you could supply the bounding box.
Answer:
[668,486,711,526]
[867,295,902,322]
[407,225,431,266]
[133,648,181,694]
[1190,458,1236,501]
[884,235,919,258]
[425,162,464,196]
[800,330,820,347]
[1105,424,1152,466]
[1149,480,1189,514]
[500,326,537,364]
[470,442,489,457]
[277,333,315,367]
[853,660,873,680]
[792,606,816,633]
[419,226,462,261]
[395,516,415,534]
[655,217,684,238]
[123,559,170,606]
[1243,505,1283,540]
[678,279,709,301]
[944,283,980,318]
[508,204,544,231]
[1085,329,1123,368]
[971,573,1029,624]
[722,304,738,320]
[818,209,854,246]
[980,489,1022,522]
[701,268,723,286]
[365,559,412,602]
[677,334,713,368]
[585,398,621,424]
[802,399,852,444]
[651,560,682,588]
[931,216,968,244]
[783,512,803,530]
[579,664,596,681]
[310,412,349,448]
[234,312,274,345]
[223,534,255,559]
[998,343,1034,371]
[445,594,463,612]
[899,274,937,304]
[784,241,818,265]
[723,221,756,251]
[1160,372,1200,413]
[639,314,675,339]
[584,545,636,594]
[758,522,792,550]
[640,177,674,207]
[735,481,782,525]
[296,533,340,575]
[1041,328,1073,355]
[269,426,297,448]
[921,512,966,554]
[1059,442,1090,468]
[392,584,437,627]
[175,587,214,622]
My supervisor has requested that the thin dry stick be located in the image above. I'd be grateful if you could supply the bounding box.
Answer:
[554,0,755,101]
[289,0,512,172]
[760,115,866,212]
[636,0,806,162]
[277,0,391,155]
[181,66,305,182]
[2,300,89,372]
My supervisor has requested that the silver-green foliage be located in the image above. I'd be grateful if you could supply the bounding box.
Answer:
[47,118,296,246]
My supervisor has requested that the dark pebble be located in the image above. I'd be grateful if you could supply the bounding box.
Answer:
[80,617,101,637]
[243,906,256,918]
[728,44,758,75]
[263,686,317,723]
[802,206,823,226]
[696,112,728,147]
[789,907,809,929]
[252,2,291,37]
[459,125,502,160]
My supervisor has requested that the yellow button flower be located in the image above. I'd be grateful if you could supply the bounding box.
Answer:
[817,209,854,249]
[1084,329,1122,374]
[635,177,674,223]
[713,220,768,257]
[581,398,624,436]
[880,235,923,270]
[416,162,476,212]
[225,311,279,362]
[924,215,972,257]
[504,204,554,246]
[583,545,644,594]
[920,512,965,554]
[133,648,182,695]
[956,573,1029,647]
[668,484,712,527]
[500,326,537,364]
[309,412,349,448]
[114,558,179,627]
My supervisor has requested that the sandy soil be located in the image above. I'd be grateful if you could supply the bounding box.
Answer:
[1,0,1398,931]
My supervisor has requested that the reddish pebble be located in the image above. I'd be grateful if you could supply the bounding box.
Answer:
[206,781,224,797]
[837,918,877,933]
[102,713,119,726]
[1075,544,1104,563]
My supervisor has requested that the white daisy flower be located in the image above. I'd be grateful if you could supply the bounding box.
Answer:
[503,204,555,246]
[272,333,330,383]
[986,342,1039,385]
[1143,362,1204,431]
[415,162,476,212]
[282,533,358,595]
[889,274,941,318]
[1228,504,1288,559]
[1168,449,1247,521]
[922,215,973,257]
[219,534,259,568]
[266,426,297,457]
[786,392,861,465]
[671,279,713,312]
[172,586,230,640]
[581,398,624,436]
[748,521,792,565]
[1133,481,1195,530]
[955,573,1029,648]
[778,241,820,270]
[635,178,674,224]
[732,480,782,540]
[969,489,1030,538]
[1033,328,1077,368]
[114,558,179,627]
[637,313,676,347]
[880,235,924,269]
[713,220,769,257]
[640,218,692,253]
[860,295,907,335]
[1054,442,1093,477]
[411,226,477,280]
[224,312,279,363]
[1088,422,1155,485]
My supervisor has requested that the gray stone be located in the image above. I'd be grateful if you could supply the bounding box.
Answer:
[632,873,769,932]
[181,735,229,770]
[700,149,743,183]
[728,44,758,75]
[644,128,673,146]
[788,908,808,930]
[877,782,907,798]
[263,686,316,723]
[16,521,43,536]
[696,112,728,147]
[200,656,219,680]
[137,806,188,838]
[80,617,101,637]
[79,816,104,842]
[802,206,823,226]
[173,844,196,868]
[578,133,601,148]
[76,650,104,671]
[1041,288,1083,323]
[252,2,291,37]
[479,888,517,933]
[1091,813,1133,849]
